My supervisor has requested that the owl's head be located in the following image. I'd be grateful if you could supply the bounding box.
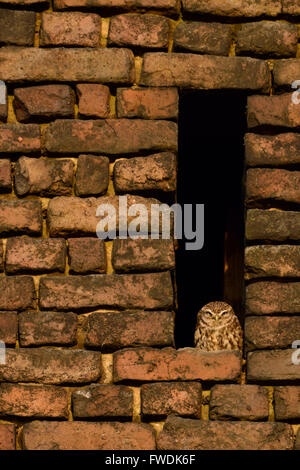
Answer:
[197,301,235,328]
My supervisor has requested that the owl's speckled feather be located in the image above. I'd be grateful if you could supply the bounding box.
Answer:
[194,301,243,353]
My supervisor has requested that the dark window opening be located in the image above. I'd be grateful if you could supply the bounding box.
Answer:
[175,90,247,348]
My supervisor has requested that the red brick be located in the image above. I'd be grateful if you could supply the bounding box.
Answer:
[141,382,202,419]
[246,281,300,315]
[182,0,281,17]
[75,155,109,196]
[0,199,42,236]
[0,0,48,4]
[0,159,11,192]
[246,209,300,242]
[19,311,77,347]
[274,386,300,420]
[114,152,177,192]
[112,238,175,273]
[248,94,300,129]
[0,349,101,384]
[68,238,106,274]
[0,312,18,345]
[236,22,298,58]
[209,385,269,421]
[6,237,66,274]
[47,195,171,237]
[245,133,300,167]
[245,245,300,280]
[113,347,241,383]
[0,9,35,46]
[108,14,170,49]
[282,0,300,15]
[0,276,35,311]
[0,81,8,123]
[0,124,40,154]
[72,384,133,419]
[0,383,68,419]
[14,85,75,122]
[15,157,74,196]
[0,47,135,84]
[274,59,300,88]
[76,84,110,119]
[174,22,231,55]
[40,272,174,311]
[247,350,300,382]
[117,88,178,119]
[85,310,174,351]
[22,420,156,450]
[246,168,300,206]
[45,119,177,154]
[140,53,269,90]
[54,0,178,12]
[0,423,15,450]
[40,12,101,47]
[158,415,294,450]
[245,316,300,351]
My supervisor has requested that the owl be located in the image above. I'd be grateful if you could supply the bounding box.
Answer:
[194,301,243,353]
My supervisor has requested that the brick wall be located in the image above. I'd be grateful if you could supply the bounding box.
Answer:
[0,0,299,451]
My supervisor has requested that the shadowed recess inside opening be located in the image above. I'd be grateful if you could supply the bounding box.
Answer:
[175,90,247,348]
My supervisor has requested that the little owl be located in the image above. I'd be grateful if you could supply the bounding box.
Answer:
[194,301,243,353]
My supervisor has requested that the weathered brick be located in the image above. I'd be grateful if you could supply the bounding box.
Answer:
[19,311,77,347]
[174,22,231,56]
[273,59,300,88]
[0,0,48,4]
[246,281,300,315]
[108,14,169,49]
[112,238,175,273]
[72,384,133,419]
[0,383,69,419]
[0,277,35,311]
[158,415,294,450]
[274,386,300,420]
[0,124,40,154]
[116,88,178,119]
[40,272,173,310]
[246,209,300,242]
[248,350,300,381]
[68,238,106,274]
[114,152,177,193]
[0,312,17,345]
[245,133,300,167]
[282,0,300,15]
[0,159,11,192]
[210,385,269,421]
[236,22,298,58]
[0,349,101,384]
[247,94,300,129]
[245,245,300,280]
[54,0,178,12]
[47,195,171,237]
[0,241,2,272]
[75,155,109,196]
[85,310,174,351]
[6,237,66,274]
[141,382,202,419]
[22,421,156,450]
[14,85,75,122]
[114,347,241,383]
[296,429,300,450]
[245,316,300,351]
[76,84,110,119]
[40,12,101,47]
[246,168,300,206]
[0,200,42,236]
[45,119,177,154]
[0,81,7,122]
[0,9,35,46]
[0,423,15,451]
[182,0,282,17]
[0,47,135,84]
[140,53,269,90]
[15,157,74,197]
